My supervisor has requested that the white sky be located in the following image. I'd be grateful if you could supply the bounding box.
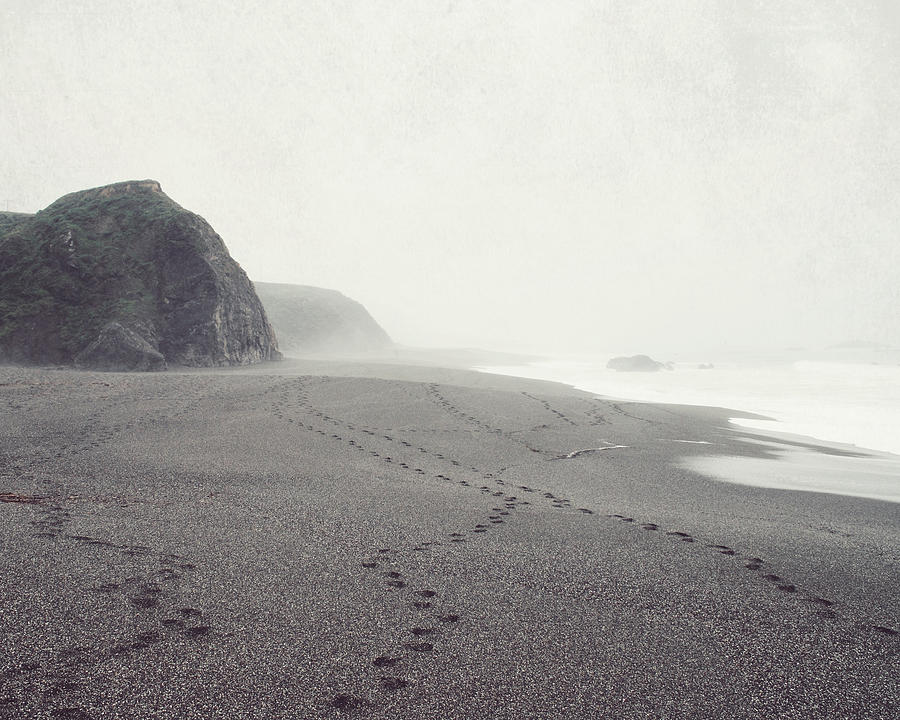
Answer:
[3,1,899,355]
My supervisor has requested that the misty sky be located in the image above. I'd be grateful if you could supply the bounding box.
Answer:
[3,1,899,355]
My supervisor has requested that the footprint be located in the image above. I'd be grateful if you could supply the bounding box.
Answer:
[331,694,363,711]
[130,597,158,610]
[182,626,211,639]
[415,590,437,598]
[380,676,408,691]
[872,625,898,636]
[438,614,460,623]
[403,642,434,652]
[807,597,834,607]
[410,627,435,636]
[373,656,400,668]
[361,561,377,569]
[49,709,93,719]
[641,524,659,531]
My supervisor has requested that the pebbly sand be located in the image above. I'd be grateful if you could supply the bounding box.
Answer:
[0,359,897,719]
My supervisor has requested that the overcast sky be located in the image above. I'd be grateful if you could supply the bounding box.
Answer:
[3,1,899,355]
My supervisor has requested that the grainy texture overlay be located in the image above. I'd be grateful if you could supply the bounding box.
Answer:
[1,360,897,719]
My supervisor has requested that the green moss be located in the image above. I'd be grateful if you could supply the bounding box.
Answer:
[0,185,189,361]
[0,211,33,236]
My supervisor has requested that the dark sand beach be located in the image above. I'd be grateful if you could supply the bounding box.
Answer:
[0,359,897,719]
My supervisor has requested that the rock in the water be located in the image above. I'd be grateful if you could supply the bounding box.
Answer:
[0,180,280,369]
[253,282,392,355]
[606,354,668,372]
[74,322,166,371]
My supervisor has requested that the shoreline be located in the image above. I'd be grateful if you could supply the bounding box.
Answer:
[473,356,900,456]
[0,360,897,718]
[470,358,900,503]
[7,354,900,503]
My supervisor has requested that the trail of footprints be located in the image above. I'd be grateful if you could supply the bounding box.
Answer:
[0,380,241,716]
[329,561,463,711]
[8,377,890,715]
[265,378,899,711]
[326,487,537,711]
[0,498,208,716]
[602,513,900,633]
[268,378,486,478]
[425,385,562,458]
[520,392,577,426]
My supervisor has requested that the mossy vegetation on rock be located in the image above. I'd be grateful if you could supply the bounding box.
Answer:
[0,180,280,369]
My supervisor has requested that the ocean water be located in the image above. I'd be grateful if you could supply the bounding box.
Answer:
[476,356,900,502]
[477,358,900,455]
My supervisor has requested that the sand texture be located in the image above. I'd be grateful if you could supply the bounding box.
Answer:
[0,360,897,719]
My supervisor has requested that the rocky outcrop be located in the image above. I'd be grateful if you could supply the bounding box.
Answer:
[74,322,167,371]
[606,354,670,372]
[0,180,280,369]
[253,282,392,355]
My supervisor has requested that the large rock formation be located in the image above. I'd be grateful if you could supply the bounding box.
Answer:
[0,180,280,369]
[74,322,166,371]
[253,282,392,355]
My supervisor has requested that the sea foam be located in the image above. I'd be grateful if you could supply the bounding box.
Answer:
[476,357,900,502]
[476,358,900,456]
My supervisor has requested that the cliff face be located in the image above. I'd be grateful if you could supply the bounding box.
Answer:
[0,180,280,369]
[253,282,392,355]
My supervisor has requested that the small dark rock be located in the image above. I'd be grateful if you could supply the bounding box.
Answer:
[606,354,669,372]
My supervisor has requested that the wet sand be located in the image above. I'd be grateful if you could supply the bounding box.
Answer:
[0,359,897,719]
